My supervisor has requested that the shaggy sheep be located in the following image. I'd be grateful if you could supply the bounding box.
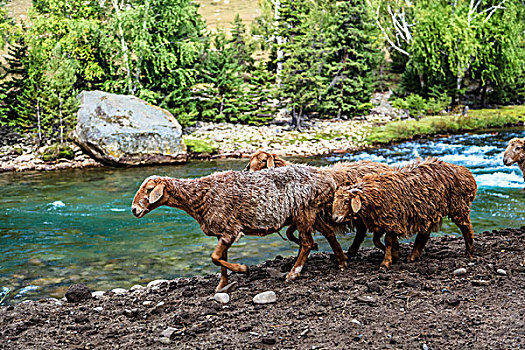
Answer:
[332,157,477,269]
[503,138,525,184]
[131,165,347,291]
[245,150,392,257]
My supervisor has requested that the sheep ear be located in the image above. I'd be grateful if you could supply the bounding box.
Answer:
[267,155,275,168]
[351,196,362,213]
[149,184,165,204]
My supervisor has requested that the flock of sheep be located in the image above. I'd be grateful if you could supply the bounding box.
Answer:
[131,137,525,292]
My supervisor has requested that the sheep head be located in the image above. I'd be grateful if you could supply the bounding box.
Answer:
[332,188,363,223]
[244,150,288,172]
[131,176,168,218]
[503,138,525,166]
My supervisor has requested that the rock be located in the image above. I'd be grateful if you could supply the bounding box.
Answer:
[91,291,105,299]
[65,283,92,303]
[351,319,362,326]
[355,295,378,304]
[266,267,285,279]
[157,337,171,345]
[216,281,237,293]
[262,337,277,345]
[130,284,143,291]
[111,288,127,295]
[151,301,165,314]
[496,269,507,276]
[253,291,277,304]
[472,280,491,286]
[93,307,104,312]
[73,91,186,166]
[123,308,138,318]
[161,327,177,339]
[422,344,429,350]
[147,279,169,289]
[213,293,230,304]
[143,300,153,306]
[453,268,467,276]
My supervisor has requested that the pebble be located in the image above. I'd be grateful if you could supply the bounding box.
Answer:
[142,300,153,306]
[91,291,105,299]
[216,281,238,293]
[496,269,507,276]
[472,280,490,286]
[453,268,467,276]
[65,283,92,303]
[130,284,143,291]
[157,337,171,345]
[423,344,429,350]
[111,288,127,295]
[93,307,103,312]
[266,268,285,279]
[253,291,277,304]
[351,319,362,326]
[355,295,378,304]
[213,292,230,304]
[161,326,177,339]
[147,279,169,288]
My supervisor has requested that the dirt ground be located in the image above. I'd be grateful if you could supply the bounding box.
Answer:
[1,226,524,349]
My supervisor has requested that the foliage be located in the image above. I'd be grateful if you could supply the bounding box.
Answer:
[183,138,218,154]
[0,287,9,305]
[392,93,451,117]
[367,105,525,145]
[39,144,75,161]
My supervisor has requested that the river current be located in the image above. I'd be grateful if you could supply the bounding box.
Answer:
[1,128,523,303]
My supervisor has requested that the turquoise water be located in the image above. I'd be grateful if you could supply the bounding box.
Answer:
[1,128,524,303]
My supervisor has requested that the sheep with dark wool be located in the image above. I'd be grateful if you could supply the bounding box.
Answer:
[245,150,392,257]
[332,157,477,269]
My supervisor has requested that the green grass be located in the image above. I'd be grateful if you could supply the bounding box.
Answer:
[183,138,218,154]
[366,105,525,145]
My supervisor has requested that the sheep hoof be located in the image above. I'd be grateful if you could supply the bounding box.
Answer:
[379,262,391,270]
[407,255,419,263]
[285,272,298,282]
[240,265,250,275]
[347,248,358,258]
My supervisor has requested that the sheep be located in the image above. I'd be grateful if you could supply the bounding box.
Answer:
[244,150,392,257]
[332,157,477,269]
[503,138,525,185]
[131,165,348,292]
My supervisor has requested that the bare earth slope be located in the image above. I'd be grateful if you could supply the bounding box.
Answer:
[1,227,524,349]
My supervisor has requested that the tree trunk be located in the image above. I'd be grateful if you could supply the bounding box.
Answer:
[111,0,133,95]
[59,92,63,144]
[480,82,487,108]
[36,99,42,145]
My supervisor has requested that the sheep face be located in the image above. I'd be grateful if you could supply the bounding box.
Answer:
[131,176,167,218]
[332,188,363,223]
[503,138,525,166]
[244,150,287,172]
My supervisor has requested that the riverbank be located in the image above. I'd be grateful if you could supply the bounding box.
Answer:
[1,226,524,349]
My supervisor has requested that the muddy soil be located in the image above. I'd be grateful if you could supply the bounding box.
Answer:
[1,227,524,349]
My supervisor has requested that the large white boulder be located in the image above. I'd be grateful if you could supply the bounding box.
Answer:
[73,91,186,165]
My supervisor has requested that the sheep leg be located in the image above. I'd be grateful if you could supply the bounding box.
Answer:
[211,238,249,291]
[347,219,367,258]
[408,233,429,262]
[286,230,315,281]
[380,232,395,270]
[316,219,347,270]
[391,235,400,262]
[372,232,386,252]
[454,218,474,259]
[286,225,319,251]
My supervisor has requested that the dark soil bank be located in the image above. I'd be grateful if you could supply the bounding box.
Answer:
[2,227,525,349]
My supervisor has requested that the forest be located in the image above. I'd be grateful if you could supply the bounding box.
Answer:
[0,0,523,145]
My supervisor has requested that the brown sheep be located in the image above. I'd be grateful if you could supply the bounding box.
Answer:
[503,138,525,185]
[244,150,392,257]
[332,157,477,269]
[131,165,347,292]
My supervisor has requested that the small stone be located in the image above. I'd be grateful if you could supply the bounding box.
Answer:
[147,279,169,289]
[453,268,467,276]
[161,326,177,339]
[151,301,165,314]
[93,307,103,312]
[65,283,92,303]
[216,281,237,293]
[471,280,490,286]
[422,344,429,350]
[253,291,277,304]
[111,288,127,295]
[157,337,171,345]
[142,300,153,306]
[355,295,377,304]
[266,268,285,279]
[262,337,277,345]
[351,319,362,326]
[123,308,138,317]
[496,269,507,276]
[91,291,105,299]
[213,292,230,304]
[130,284,143,291]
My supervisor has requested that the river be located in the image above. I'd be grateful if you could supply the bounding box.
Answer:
[1,128,523,303]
